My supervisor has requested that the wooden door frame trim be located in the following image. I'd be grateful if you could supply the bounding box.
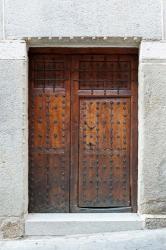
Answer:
[29,47,138,55]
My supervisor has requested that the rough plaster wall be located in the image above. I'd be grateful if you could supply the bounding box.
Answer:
[138,41,166,214]
[0,41,28,234]
[0,0,3,39]
[0,217,24,239]
[5,0,162,39]
[163,0,166,39]
[143,215,166,229]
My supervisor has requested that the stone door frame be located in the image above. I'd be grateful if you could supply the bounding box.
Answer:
[0,39,166,238]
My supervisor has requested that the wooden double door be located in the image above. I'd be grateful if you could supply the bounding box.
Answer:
[29,48,138,213]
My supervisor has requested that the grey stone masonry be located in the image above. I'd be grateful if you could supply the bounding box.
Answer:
[0,40,28,239]
[138,41,166,215]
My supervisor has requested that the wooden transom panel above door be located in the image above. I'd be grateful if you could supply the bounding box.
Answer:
[29,48,138,213]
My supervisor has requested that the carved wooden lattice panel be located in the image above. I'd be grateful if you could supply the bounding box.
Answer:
[29,56,70,212]
[79,59,131,90]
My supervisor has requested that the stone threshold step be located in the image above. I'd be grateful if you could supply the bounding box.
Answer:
[25,213,143,236]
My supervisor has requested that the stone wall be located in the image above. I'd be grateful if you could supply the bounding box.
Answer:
[138,41,166,215]
[0,0,166,239]
[0,41,28,238]
[2,0,163,40]
[0,0,3,39]
[163,0,166,39]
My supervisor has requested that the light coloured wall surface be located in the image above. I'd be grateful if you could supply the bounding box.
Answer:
[163,0,166,39]
[5,0,162,39]
[2,228,166,250]
[140,41,166,62]
[0,41,28,238]
[138,41,166,214]
[0,41,28,217]
[0,0,3,39]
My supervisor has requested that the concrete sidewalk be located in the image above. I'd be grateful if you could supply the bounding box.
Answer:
[1,229,166,250]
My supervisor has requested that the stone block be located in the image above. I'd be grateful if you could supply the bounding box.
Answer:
[0,41,28,217]
[0,217,24,239]
[143,215,166,229]
[140,41,166,62]
[25,213,143,236]
[138,41,166,214]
